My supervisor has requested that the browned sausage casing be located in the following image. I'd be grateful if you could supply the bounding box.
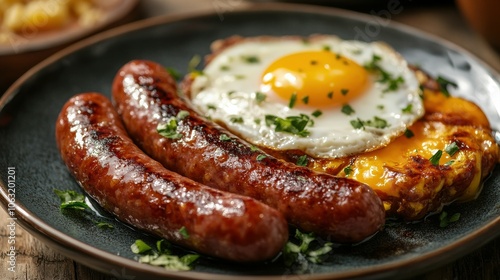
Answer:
[112,60,386,243]
[55,92,289,262]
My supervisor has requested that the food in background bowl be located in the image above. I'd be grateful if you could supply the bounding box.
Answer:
[0,0,113,40]
[0,0,135,54]
[0,0,137,93]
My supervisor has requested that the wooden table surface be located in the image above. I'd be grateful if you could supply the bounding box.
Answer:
[1,1,499,279]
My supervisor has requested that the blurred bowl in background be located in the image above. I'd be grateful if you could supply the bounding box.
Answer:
[0,0,139,93]
[456,0,500,51]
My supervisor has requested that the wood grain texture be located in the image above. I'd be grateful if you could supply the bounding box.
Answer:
[0,208,75,280]
[1,207,499,279]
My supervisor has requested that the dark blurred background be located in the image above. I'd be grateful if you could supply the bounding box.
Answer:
[3,0,499,94]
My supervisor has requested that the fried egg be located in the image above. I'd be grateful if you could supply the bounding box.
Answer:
[189,36,424,158]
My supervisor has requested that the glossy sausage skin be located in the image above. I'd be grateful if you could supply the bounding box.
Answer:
[112,60,386,243]
[55,93,289,262]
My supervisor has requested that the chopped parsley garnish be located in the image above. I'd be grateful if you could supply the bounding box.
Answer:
[308,119,315,127]
[436,76,458,97]
[234,74,246,80]
[265,114,311,137]
[156,239,171,254]
[254,118,261,125]
[54,190,86,210]
[95,222,114,229]
[220,65,230,71]
[241,55,260,63]
[402,104,413,113]
[350,116,389,129]
[429,150,443,166]
[439,211,460,227]
[341,104,355,115]
[282,229,333,267]
[381,75,404,93]
[131,239,152,254]
[296,155,308,167]
[256,154,267,161]
[207,104,216,110]
[322,45,331,51]
[255,91,267,104]
[131,239,199,271]
[341,88,349,96]
[445,142,460,156]
[377,104,385,110]
[351,49,362,55]
[370,117,389,128]
[54,189,89,210]
[289,92,298,108]
[364,54,405,92]
[302,96,309,104]
[165,67,181,80]
[364,54,382,71]
[350,118,365,129]
[344,165,353,176]
[157,119,182,139]
[219,134,231,141]
[179,226,189,239]
[250,145,260,152]
[54,190,115,230]
[404,128,415,138]
[310,60,318,65]
[157,111,190,140]
[227,90,236,96]
[230,116,243,123]
[188,54,201,73]
[138,254,199,271]
[327,91,333,99]
[176,110,189,120]
[312,110,322,118]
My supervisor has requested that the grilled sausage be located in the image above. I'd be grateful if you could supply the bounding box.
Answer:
[55,92,289,262]
[112,60,386,243]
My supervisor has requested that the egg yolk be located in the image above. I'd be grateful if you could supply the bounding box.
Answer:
[260,50,369,107]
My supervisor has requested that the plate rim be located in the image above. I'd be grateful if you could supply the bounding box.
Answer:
[1,3,499,279]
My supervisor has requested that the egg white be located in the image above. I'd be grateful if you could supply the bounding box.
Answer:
[189,36,424,158]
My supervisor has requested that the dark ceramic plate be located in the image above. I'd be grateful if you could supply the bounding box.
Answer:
[1,3,499,280]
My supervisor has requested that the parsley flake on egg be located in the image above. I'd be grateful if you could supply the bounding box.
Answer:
[436,76,458,97]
